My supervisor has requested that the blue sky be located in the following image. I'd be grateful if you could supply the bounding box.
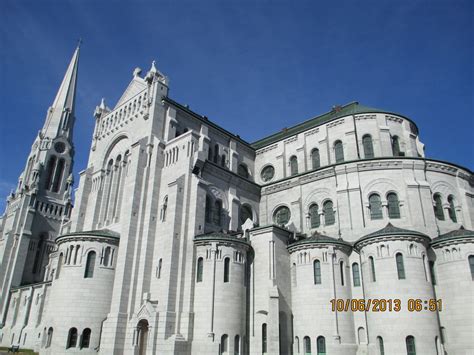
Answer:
[0,0,472,212]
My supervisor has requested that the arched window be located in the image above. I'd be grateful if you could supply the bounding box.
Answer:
[221,154,226,167]
[387,193,401,219]
[205,195,212,223]
[447,195,457,222]
[234,335,240,355]
[369,256,376,282]
[362,134,374,158]
[240,204,253,225]
[56,253,63,279]
[273,206,291,226]
[316,336,325,355]
[46,327,53,348]
[429,261,436,285]
[32,234,45,274]
[44,156,57,190]
[323,201,335,225]
[213,200,222,225]
[377,336,385,355]
[66,327,78,348]
[313,260,321,284]
[406,336,416,355]
[433,193,444,220]
[84,251,96,278]
[358,327,366,344]
[309,204,320,228]
[237,164,249,179]
[224,257,230,283]
[396,253,405,280]
[80,328,91,349]
[52,158,65,192]
[352,263,361,287]
[334,140,344,163]
[369,194,383,220]
[290,156,298,176]
[392,136,401,156]
[196,257,203,283]
[295,336,300,354]
[311,148,320,169]
[340,261,345,286]
[103,247,111,266]
[220,334,228,355]
[262,324,268,354]
[303,336,311,355]
[208,147,213,161]
[157,258,162,279]
[469,255,474,281]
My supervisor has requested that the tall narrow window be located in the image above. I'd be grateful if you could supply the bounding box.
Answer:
[369,194,383,220]
[323,201,335,225]
[406,336,416,355]
[369,256,376,282]
[161,196,168,222]
[340,261,345,286]
[447,195,457,222]
[317,336,326,355]
[44,156,56,190]
[387,193,401,219]
[157,258,162,279]
[295,336,300,354]
[309,204,320,228]
[433,193,444,220]
[262,324,267,354]
[292,263,297,287]
[224,257,230,283]
[220,334,228,355]
[56,253,63,279]
[377,336,385,355]
[52,158,65,192]
[240,204,253,225]
[334,140,344,163]
[303,336,311,355]
[429,261,436,285]
[221,154,226,167]
[311,148,320,169]
[290,156,298,176]
[392,136,401,156]
[213,200,222,225]
[46,327,53,348]
[234,335,240,355]
[469,255,474,281]
[196,257,203,283]
[214,144,219,164]
[103,247,111,266]
[396,253,405,280]
[66,328,78,348]
[352,263,361,287]
[362,134,374,158]
[80,328,91,349]
[205,195,212,223]
[313,260,321,284]
[84,251,96,278]
[208,147,213,161]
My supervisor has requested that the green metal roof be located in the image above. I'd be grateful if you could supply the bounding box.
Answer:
[288,231,352,249]
[251,101,415,149]
[431,226,474,246]
[57,229,120,240]
[194,231,250,246]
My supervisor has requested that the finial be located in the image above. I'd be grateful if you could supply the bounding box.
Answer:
[77,38,83,48]
[133,67,142,78]
[99,98,106,110]
[150,60,157,73]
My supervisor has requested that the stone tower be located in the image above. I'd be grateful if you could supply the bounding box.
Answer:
[0,45,80,324]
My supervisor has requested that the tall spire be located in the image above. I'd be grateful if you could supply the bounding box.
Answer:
[42,44,80,140]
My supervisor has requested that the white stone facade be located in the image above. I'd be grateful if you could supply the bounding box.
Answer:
[0,48,473,355]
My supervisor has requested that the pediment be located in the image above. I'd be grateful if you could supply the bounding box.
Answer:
[115,77,147,109]
[137,300,157,320]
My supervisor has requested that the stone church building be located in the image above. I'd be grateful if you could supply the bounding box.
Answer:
[0,46,473,355]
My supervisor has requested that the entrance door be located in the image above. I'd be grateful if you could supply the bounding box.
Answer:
[137,319,149,355]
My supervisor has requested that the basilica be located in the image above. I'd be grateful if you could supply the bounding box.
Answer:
[0,46,473,355]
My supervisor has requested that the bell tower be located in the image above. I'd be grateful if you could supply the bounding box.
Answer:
[0,44,80,324]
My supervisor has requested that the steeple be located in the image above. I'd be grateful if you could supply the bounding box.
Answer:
[41,44,80,140]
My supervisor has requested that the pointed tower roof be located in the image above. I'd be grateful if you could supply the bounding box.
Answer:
[42,44,80,139]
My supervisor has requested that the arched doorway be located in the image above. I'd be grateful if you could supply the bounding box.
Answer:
[137,319,149,355]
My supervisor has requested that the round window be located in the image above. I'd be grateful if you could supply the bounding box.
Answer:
[261,165,275,182]
[273,206,290,225]
[54,142,66,154]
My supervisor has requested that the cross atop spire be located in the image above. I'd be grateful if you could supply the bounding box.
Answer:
[42,44,80,140]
